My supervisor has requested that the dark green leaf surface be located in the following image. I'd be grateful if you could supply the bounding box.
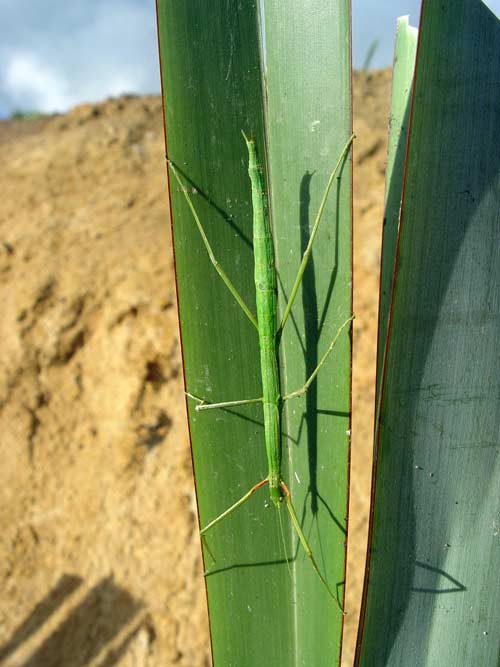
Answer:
[156,2,352,665]
[357,1,500,664]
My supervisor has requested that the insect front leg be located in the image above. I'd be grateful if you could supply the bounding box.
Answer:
[277,133,355,337]
[167,159,258,330]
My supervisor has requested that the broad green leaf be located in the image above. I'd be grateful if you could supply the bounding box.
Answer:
[357,1,500,665]
[156,2,352,665]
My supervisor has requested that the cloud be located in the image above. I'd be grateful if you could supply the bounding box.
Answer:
[4,52,72,113]
[352,0,500,69]
[352,1,422,69]
[2,0,500,116]
[0,0,161,117]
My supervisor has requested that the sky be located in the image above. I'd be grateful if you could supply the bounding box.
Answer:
[0,1,499,117]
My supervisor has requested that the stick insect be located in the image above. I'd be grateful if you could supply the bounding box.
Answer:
[168,131,354,611]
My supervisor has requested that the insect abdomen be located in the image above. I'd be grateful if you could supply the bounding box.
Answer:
[244,136,281,505]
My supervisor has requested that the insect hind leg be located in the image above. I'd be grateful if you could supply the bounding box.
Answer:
[280,481,345,613]
[201,479,268,540]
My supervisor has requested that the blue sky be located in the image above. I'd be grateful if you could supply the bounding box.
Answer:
[0,1,499,117]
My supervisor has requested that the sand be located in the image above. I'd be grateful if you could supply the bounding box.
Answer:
[0,70,391,666]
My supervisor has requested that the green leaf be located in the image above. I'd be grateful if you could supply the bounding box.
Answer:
[376,15,417,398]
[357,2,500,665]
[156,2,352,664]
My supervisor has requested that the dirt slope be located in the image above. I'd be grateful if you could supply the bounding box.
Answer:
[0,70,391,667]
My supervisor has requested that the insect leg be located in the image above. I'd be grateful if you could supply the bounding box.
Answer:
[282,315,354,401]
[167,160,258,330]
[186,392,262,411]
[201,478,268,538]
[193,396,263,412]
[280,481,345,613]
[277,133,355,337]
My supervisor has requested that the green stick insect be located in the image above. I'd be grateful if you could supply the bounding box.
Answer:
[167,131,355,612]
